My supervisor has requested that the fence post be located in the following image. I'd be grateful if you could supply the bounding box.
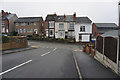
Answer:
[103,37,105,62]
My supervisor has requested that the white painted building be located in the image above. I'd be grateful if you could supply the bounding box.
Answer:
[75,17,92,42]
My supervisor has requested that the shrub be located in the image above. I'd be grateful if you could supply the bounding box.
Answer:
[2,36,10,43]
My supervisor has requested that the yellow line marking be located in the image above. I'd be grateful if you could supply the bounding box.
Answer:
[73,54,82,80]
[31,46,40,48]
[72,50,83,52]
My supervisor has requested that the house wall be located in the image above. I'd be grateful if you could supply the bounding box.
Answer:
[75,23,92,42]
[92,23,100,38]
[55,22,68,38]
[15,21,41,36]
[44,21,49,37]
[8,14,18,33]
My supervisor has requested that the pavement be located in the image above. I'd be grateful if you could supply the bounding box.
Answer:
[73,45,120,79]
[1,41,120,79]
[2,46,38,55]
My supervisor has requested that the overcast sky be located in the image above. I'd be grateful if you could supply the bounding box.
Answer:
[1,0,120,25]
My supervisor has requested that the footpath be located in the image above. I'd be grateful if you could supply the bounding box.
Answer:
[72,45,119,79]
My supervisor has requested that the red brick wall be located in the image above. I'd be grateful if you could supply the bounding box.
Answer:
[44,21,49,36]
[92,23,100,38]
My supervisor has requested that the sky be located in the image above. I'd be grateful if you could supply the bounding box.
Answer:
[0,0,120,25]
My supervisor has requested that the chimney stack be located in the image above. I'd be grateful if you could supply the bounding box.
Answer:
[54,12,57,18]
[64,14,66,18]
[73,12,76,19]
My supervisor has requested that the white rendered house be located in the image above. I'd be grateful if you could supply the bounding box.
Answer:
[75,17,92,42]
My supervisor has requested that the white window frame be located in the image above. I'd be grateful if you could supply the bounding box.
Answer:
[49,21,54,28]
[21,23,25,26]
[34,29,38,34]
[59,23,64,28]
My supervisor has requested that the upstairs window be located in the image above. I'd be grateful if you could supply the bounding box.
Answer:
[69,24,74,29]
[1,21,5,27]
[80,26,85,32]
[59,24,64,28]
[16,23,18,26]
[21,23,25,26]
[49,21,54,28]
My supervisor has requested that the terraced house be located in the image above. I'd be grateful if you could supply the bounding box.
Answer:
[55,13,76,39]
[44,14,56,38]
[14,17,44,36]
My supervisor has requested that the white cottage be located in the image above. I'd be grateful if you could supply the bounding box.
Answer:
[75,17,92,42]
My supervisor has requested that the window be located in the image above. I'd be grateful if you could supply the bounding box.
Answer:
[59,24,64,28]
[16,23,18,26]
[28,22,30,26]
[34,22,37,25]
[80,26,85,32]
[34,29,37,34]
[79,34,82,40]
[6,27,8,33]
[1,21,5,26]
[59,31,64,37]
[69,24,74,29]
[20,29,26,33]
[49,21,54,28]
[2,27,5,33]
[21,23,25,26]
[68,31,74,37]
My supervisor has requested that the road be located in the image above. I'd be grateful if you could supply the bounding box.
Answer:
[2,40,119,79]
[2,41,79,79]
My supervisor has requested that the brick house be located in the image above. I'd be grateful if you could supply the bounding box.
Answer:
[14,17,44,36]
[55,13,76,39]
[92,23,118,40]
[44,13,56,38]
[0,10,18,34]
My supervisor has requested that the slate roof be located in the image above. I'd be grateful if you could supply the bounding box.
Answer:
[94,23,118,34]
[45,14,55,21]
[55,15,76,22]
[76,17,92,23]
[101,30,119,38]
[15,17,42,23]
[94,23,118,28]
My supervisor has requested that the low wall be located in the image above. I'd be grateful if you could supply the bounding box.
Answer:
[2,41,28,50]
[95,50,118,74]
[2,36,28,50]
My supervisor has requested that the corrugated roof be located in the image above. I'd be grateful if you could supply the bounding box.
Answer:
[76,17,92,23]
[101,30,119,38]
[15,17,42,22]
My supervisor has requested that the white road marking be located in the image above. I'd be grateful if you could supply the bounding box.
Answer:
[53,48,57,51]
[41,51,51,56]
[0,60,32,75]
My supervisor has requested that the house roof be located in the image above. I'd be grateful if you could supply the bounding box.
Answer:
[15,17,42,22]
[45,14,55,21]
[94,23,118,28]
[94,23,118,34]
[55,16,65,22]
[76,17,92,23]
[101,30,119,38]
